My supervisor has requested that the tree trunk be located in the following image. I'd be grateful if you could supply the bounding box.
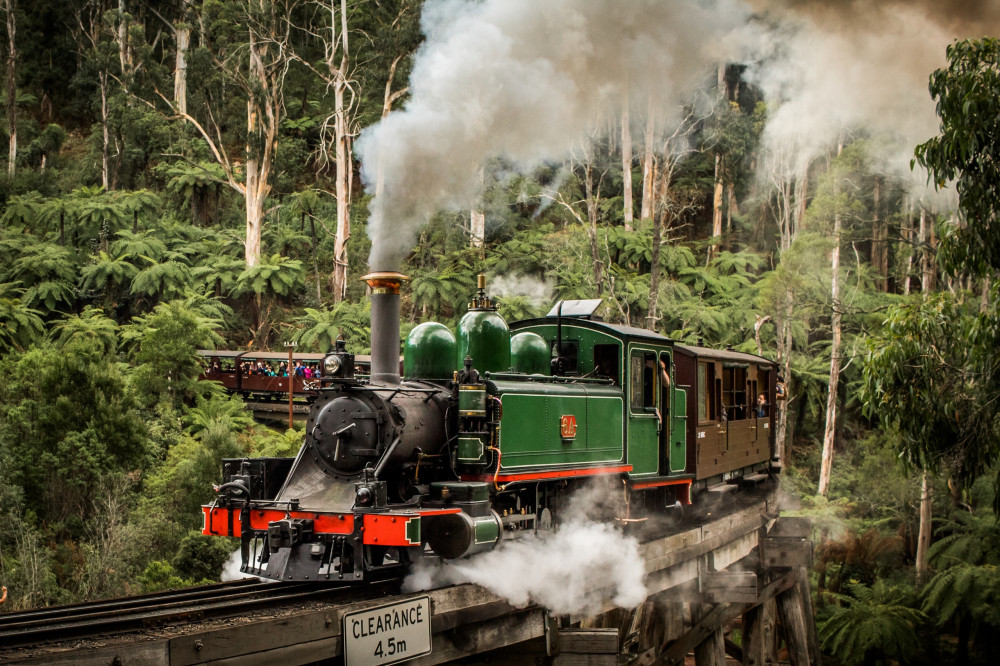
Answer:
[5,0,14,178]
[818,155,843,496]
[117,0,131,76]
[174,23,189,114]
[621,94,633,230]
[710,152,723,260]
[332,74,350,296]
[584,148,603,296]
[647,201,663,328]
[243,21,275,268]
[100,70,109,190]
[330,0,351,299]
[775,310,792,468]
[916,471,931,582]
[918,207,929,293]
[726,181,737,237]
[470,167,485,248]
[902,198,913,295]
[640,97,655,221]
[872,176,888,292]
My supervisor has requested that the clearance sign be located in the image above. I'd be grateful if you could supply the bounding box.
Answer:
[343,596,432,665]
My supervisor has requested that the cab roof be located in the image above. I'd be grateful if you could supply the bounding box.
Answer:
[510,316,672,345]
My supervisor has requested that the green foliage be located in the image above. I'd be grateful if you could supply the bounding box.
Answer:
[184,393,256,439]
[121,298,225,406]
[0,282,45,352]
[861,292,1000,495]
[292,301,371,353]
[138,560,201,594]
[172,531,235,582]
[0,344,148,528]
[49,307,119,358]
[915,38,1000,275]
[234,254,305,298]
[818,580,926,665]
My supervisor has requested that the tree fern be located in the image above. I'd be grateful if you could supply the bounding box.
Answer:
[819,580,925,665]
[49,308,118,358]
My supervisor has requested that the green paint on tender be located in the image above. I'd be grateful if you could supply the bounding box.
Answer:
[493,379,624,469]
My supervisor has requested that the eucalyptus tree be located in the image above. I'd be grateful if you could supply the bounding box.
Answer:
[132,0,299,268]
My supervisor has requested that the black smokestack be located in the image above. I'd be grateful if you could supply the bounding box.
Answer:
[362,272,408,384]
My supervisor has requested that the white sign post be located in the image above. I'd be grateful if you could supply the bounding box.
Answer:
[343,596,432,666]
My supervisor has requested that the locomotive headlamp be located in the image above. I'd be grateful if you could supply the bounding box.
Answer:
[356,486,372,506]
[324,354,342,376]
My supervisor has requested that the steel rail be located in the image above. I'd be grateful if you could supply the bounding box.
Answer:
[0,579,398,648]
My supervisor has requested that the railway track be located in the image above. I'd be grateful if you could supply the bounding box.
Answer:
[0,577,399,650]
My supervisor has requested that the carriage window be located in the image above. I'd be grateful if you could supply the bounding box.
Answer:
[630,351,657,412]
[722,365,748,421]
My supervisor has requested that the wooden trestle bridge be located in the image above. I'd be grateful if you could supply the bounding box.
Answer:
[0,482,818,665]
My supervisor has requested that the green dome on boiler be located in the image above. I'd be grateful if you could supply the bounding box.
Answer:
[511,332,549,374]
[404,322,456,380]
[456,274,510,374]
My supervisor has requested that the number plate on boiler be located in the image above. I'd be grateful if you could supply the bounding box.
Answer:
[343,596,432,666]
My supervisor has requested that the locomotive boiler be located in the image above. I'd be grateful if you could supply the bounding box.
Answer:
[203,272,779,582]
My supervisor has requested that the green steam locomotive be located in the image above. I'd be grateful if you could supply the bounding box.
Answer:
[203,273,778,582]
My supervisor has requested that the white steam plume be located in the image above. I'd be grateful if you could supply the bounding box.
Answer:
[403,479,647,616]
[357,0,757,270]
[489,274,553,306]
[749,1,1000,194]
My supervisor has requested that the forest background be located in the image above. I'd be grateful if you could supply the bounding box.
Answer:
[0,1,998,663]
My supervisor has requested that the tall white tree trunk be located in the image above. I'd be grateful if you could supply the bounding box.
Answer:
[330,0,351,300]
[470,167,485,248]
[621,94,633,231]
[914,221,936,579]
[818,147,843,496]
[640,97,655,221]
[916,472,931,582]
[710,152,723,259]
[902,198,914,295]
[117,0,131,75]
[174,24,189,114]
[5,0,15,177]
[918,208,933,293]
[243,20,275,268]
[100,70,109,190]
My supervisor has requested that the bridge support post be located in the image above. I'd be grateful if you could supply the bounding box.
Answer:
[775,567,812,666]
[741,597,777,666]
[692,604,725,666]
